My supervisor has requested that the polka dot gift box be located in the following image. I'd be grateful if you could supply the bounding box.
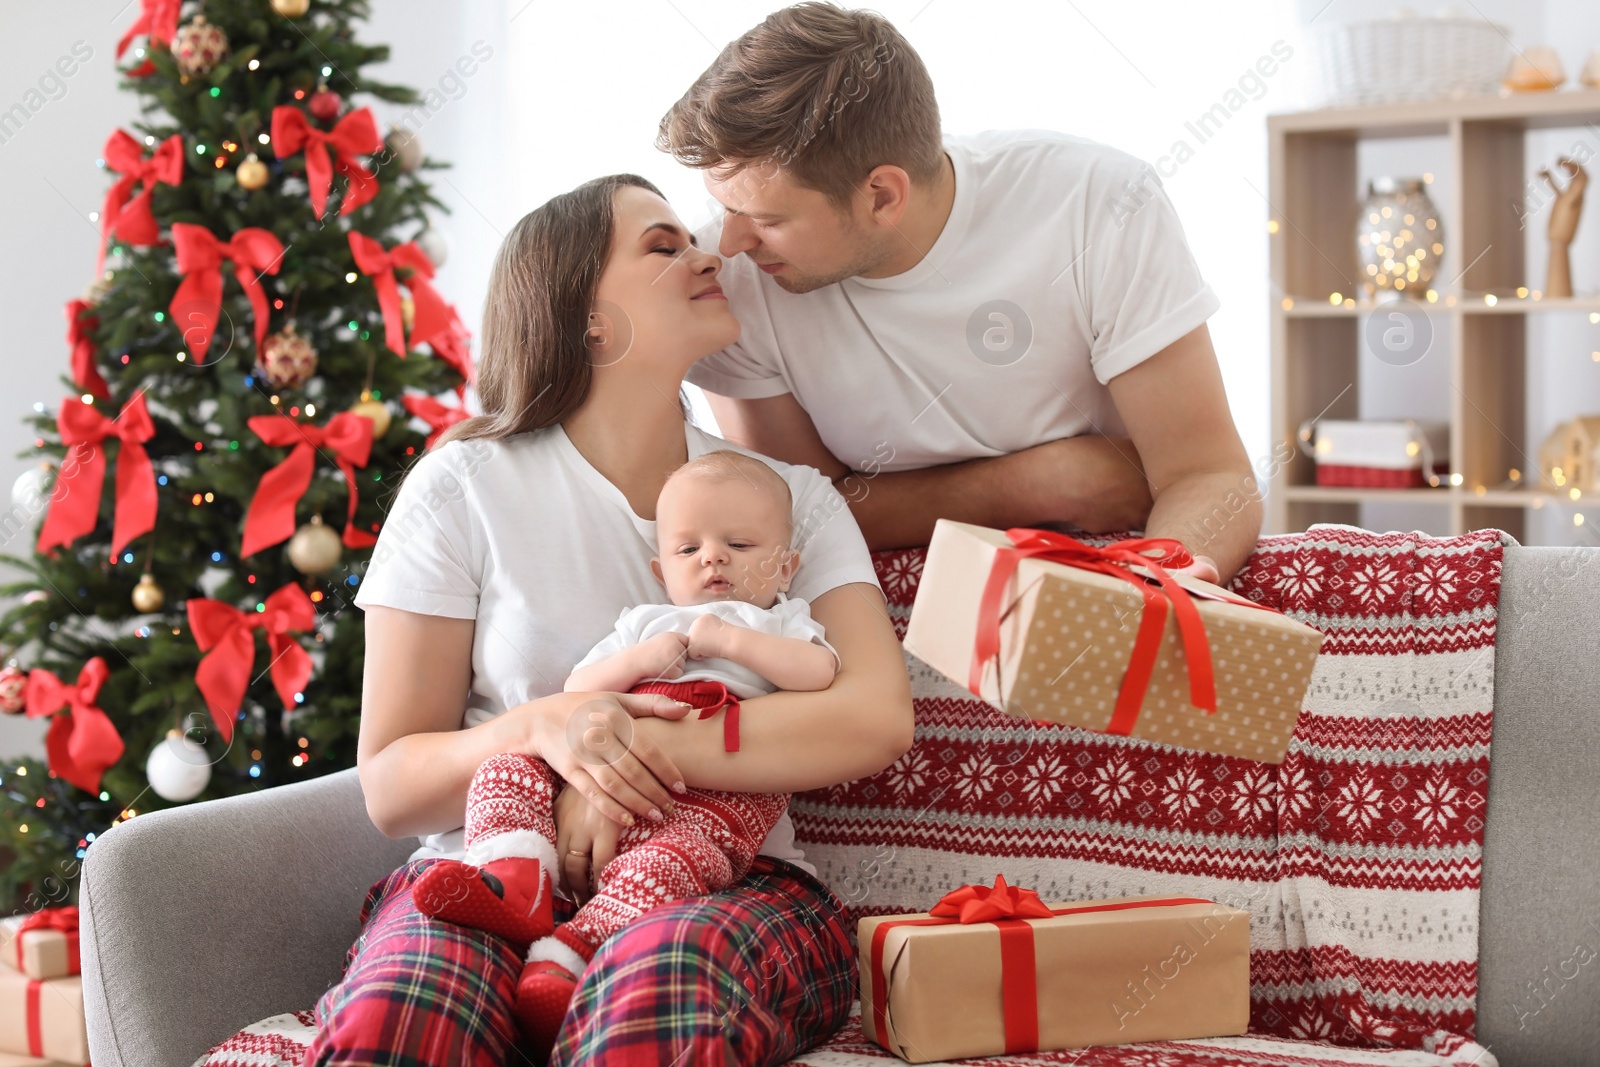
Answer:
[902,521,1324,764]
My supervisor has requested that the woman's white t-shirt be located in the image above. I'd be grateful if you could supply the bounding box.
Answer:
[351,419,882,878]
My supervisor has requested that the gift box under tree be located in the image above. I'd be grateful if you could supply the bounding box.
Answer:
[0,908,80,982]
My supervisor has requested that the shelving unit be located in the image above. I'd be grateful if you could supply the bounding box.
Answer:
[1267,89,1600,542]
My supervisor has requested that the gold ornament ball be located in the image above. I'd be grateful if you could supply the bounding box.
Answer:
[171,16,230,78]
[258,324,318,389]
[287,515,343,576]
[349,394,391,439]
[271,0,312,15]
[236,156,269,191]
[132,573,165,613]
[386,126,424,173]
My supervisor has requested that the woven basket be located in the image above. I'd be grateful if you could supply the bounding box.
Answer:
[1313,16,1510,107]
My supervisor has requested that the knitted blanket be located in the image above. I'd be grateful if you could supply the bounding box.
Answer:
[197,525,1507,1067]
[787,525,1506,1066]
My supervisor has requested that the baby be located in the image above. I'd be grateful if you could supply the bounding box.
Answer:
[412,449,840,1053]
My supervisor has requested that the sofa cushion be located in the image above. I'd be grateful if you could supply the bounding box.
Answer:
[788,528,1507,1062]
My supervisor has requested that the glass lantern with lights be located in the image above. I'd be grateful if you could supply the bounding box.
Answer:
[1356,177,1445,302]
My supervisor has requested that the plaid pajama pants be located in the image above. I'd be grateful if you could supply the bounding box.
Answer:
[302,852,856,1066]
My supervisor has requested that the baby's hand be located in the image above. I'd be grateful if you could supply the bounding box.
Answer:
[638,631,689,680]
[686,613,730,660]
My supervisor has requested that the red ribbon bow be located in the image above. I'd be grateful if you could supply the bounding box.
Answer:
[401,394,469,448]
[929,872,1055,925]
[169,223,284,363]
[348,231,466,362]
[240,413,379,558]
[65,300,110,400]
[972,528,1219,737]
[15,906,80,976]
[23,658,124,795]
[36,391,157,558]
[115,0,181,76]
[270,106,382,219]
[188,583,316,743]
[868,881,1217,1056]
[97,130,184,277]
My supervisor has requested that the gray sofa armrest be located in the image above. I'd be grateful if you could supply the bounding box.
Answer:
[1478,546,1600,1063]
[79,766,417,1067]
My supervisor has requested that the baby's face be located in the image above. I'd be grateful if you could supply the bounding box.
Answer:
[651,473,798,607]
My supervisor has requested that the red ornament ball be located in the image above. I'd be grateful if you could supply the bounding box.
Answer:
[0,666,26,714]
[309,89,342,121]
[171,16,230,78]
[257,325,318,389]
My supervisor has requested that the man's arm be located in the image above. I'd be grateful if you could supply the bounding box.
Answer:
[1106,322,1261,584]
[704,392,1154,551]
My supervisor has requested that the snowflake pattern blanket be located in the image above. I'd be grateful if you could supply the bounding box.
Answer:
[198,524,1506,1067]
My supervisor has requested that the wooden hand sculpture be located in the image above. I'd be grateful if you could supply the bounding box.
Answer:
[1540,157,1587,298]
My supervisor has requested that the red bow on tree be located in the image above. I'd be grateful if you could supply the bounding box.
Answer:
[929,874,1055,925]
[348,232,467,363]
[401,394,469,448]
[24,658,124,795]
[270,106,382,219]
[97,131,184,276]
[169,223,284,364]
[115,0,181,77]
[36,391,157,558]
[240,412,379,558]
[187,584,316,744]
[65,300,110,401]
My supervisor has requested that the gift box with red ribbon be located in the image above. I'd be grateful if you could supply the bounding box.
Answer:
[0,968,88,1064]
[0,908,80,981]
[859,875,1250,1061]
[903,520,1324,763]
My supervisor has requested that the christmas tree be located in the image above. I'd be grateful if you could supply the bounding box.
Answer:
[0,0,474,911]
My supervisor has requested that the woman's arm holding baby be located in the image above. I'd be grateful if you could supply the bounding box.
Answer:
[686,614,837,692]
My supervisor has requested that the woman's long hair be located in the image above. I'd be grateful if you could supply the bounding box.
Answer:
[435,173,667,447]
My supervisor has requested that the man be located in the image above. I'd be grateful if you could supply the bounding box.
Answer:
[658,2,1259,582]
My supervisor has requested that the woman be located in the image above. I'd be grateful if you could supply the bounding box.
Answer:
[303,173,913,1066]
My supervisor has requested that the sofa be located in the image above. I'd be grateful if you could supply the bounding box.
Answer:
[76,537,1600,1066]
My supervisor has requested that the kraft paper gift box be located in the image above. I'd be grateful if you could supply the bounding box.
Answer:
[0,909,80,981]
[859,875,1251,1062]
[0,970,88,1064]
[903,520,1324,764]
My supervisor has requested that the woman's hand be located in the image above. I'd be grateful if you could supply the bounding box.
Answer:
[553,782,624,903]
[518,690,691,828]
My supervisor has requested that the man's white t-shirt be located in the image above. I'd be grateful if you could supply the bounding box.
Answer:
[686,128,1221,472]
[352,420,883,879]
[573,593,840,699]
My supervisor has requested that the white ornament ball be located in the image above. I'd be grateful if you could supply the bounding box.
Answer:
[417,227,449,268]
[145,729,212,802]
[387,127,424,173]
[12,463,54,512]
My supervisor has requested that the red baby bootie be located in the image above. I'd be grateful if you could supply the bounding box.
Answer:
[513,960,579,1058]
[413,856,555,945]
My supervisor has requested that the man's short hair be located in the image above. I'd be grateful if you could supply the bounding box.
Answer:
[657,2,943,209]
